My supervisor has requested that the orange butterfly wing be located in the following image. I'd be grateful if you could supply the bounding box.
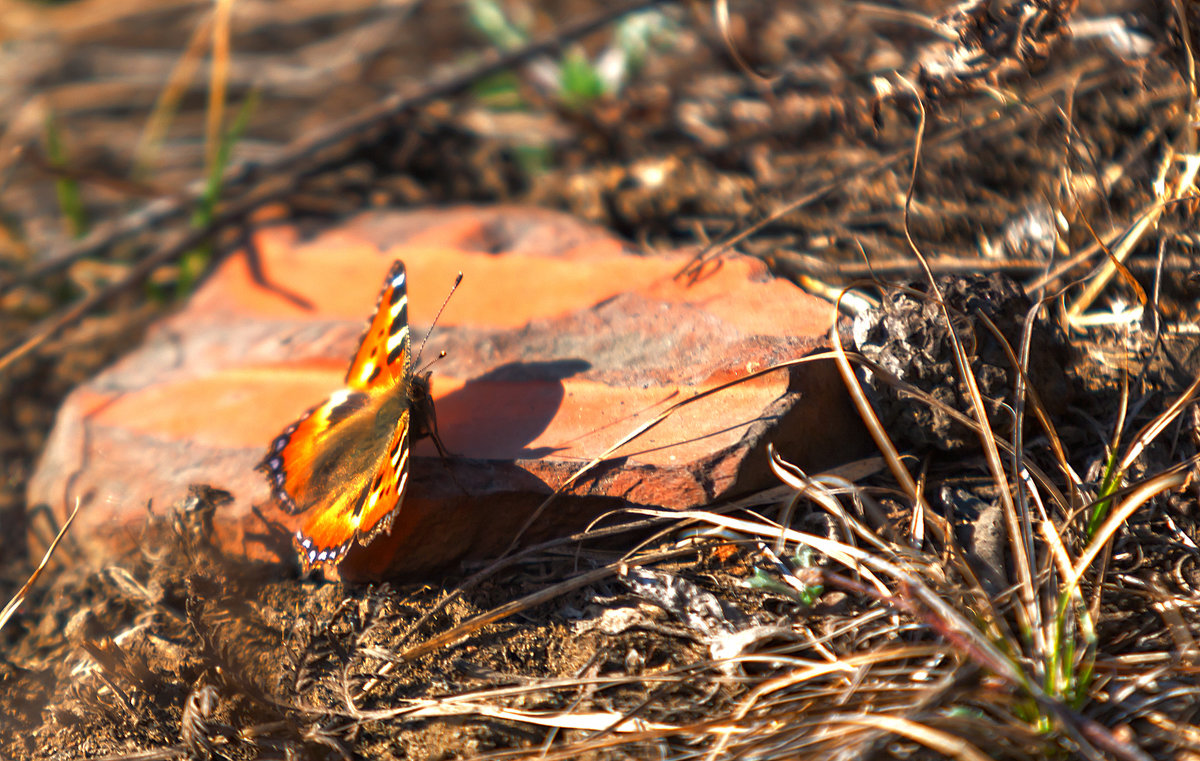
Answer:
[258,261,415,573]
[344,260,412,391]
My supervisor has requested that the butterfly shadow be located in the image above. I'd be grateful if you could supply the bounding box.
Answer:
[428,357,591,461]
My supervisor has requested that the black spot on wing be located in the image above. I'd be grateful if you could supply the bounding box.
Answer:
[326,392,370,427]
[388,266,407,305]
[349,484,371,519]
[388,303,408,336]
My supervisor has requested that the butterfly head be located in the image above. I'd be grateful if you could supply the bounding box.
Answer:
[407,369,448,459]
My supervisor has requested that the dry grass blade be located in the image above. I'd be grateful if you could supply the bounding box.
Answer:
[1067,195,1167,324]
[714,0,776,84]
[896,75,1042,650]
[390,702,678,733]
[1066,470,1188,595]
[703,643,951,760]
[1068,0,1199,322]
[1024,471,1096,648]
[976,309,1077,494]
[206,0,234,173]
[356,672,688,719]
[829,294,930,519]
[0,498,79,634]
[767,449,891,552]
[1119,369,1200,474]
[834,714,991,761]
[366,353,844,694]
[133,12,212,173]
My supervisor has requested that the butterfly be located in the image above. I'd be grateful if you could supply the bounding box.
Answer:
[258,261,444,573]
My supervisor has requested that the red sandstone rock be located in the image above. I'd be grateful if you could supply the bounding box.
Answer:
[27,206,869,579]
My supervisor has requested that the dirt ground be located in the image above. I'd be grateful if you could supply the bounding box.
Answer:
[4,1,1200,759]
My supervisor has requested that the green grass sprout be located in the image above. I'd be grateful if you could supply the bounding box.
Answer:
[42,108,88,239]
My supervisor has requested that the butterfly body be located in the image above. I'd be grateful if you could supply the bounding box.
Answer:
[259,261,437,573]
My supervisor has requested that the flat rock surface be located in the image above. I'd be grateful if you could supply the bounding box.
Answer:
[28,206,868,578]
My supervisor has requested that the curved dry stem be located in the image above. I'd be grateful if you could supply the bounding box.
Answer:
[1066,470,1188,595]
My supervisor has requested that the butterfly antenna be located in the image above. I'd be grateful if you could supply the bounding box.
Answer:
[415,271,463,366]
[419,349,448,375]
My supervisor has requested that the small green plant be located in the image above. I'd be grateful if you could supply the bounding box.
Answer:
[466,0,527,52]
[42,108,88,239]
[746,561,823,606]
[174,88,259,297]
[465,1,675,110]
[556,49,607,111]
